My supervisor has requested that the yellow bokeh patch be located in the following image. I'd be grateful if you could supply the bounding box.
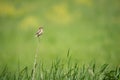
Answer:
[45,3,73,25]
[0,2,16,16]
[75,0,93,6]
[0,2,39,17]
[19,16,40,29]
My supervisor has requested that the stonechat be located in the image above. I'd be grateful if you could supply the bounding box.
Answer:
[35,27,43,37]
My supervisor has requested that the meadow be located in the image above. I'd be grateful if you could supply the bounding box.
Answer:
[0,0,120,79]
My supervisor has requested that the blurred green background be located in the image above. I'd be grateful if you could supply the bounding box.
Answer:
[0,0,120,70]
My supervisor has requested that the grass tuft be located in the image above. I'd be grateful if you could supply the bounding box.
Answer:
[0,56,120,80]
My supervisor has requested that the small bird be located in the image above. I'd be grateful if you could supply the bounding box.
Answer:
[35,27,43,37]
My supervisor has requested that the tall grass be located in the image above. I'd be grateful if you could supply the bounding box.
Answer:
[0,54,120,80]
[32,38,40,80]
